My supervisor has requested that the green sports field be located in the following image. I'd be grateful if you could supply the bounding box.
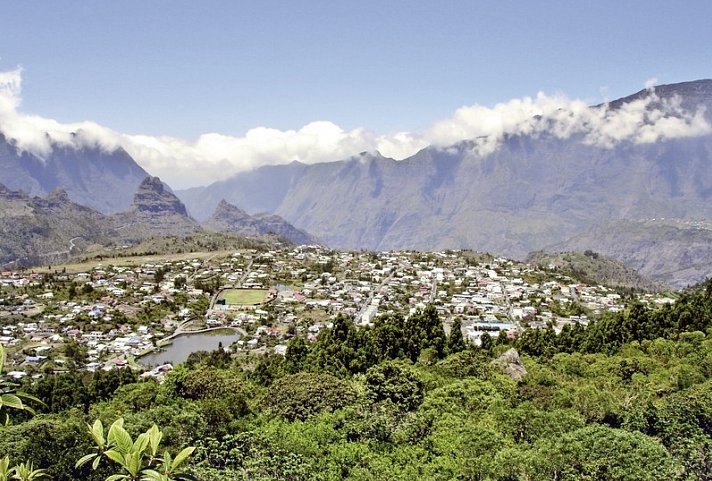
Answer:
[219,288,267,305]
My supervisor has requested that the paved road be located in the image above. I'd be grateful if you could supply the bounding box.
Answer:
[237,258,254,287]
[38,236,84,258]
[355,271,394,324]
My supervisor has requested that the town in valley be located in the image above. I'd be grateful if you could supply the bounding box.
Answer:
[0,244,675,380]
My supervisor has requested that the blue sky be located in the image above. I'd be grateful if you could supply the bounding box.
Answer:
[3,1,711,137]
[1,1,711,187]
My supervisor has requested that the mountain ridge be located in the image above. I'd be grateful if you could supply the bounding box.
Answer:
[0,133,149,213]
[202,199,318,245]
[2,79,712,287]
[177,79,712,287]
[111,176,203,242]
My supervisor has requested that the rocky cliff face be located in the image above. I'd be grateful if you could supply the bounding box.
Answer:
[130,176,189,216]
[112,176,201,241]
[203,199,318,245]
[0,134,149,213]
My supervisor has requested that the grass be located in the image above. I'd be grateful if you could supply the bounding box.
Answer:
[219,288,267,305]
[33,250,231,274]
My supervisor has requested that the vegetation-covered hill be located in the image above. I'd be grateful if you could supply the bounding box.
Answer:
[550,219,712,289]
[3,278,712,480]
[526,249,665,292]
[0,184,116,267]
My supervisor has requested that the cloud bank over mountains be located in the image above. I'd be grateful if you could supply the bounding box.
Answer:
[0,68,710,188]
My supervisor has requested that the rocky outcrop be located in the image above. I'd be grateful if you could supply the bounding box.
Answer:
[203,200,318,245]
[112,176,201,241]
[492,348,527,381]
[130,176,189,215]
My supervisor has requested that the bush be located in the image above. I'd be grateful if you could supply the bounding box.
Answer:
[264,372,359,421]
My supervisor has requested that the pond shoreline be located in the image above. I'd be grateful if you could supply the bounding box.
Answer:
[155,325,244,348]
[138,326,243,366]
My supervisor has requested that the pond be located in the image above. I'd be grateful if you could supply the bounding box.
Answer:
[138,328,240,367]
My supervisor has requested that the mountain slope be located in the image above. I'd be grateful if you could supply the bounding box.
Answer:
[548,219,712,289]
[203,199,318,245]
[0,184,115,267]
[178,80,712,287]
[112,176,202,242]
[525,250,665,291]
[177,161,308,221]
[0,134,149,213]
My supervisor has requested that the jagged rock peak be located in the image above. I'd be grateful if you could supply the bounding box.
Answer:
[137,176,168,194]
[131,176,188,216]
[213,199,248,217]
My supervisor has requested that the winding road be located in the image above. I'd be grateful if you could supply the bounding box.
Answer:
[38,236,84,258]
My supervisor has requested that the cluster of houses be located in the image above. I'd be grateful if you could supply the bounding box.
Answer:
[0,246,676,377]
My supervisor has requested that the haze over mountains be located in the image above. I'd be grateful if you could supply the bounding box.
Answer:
[0,176,317,266]
[176,80,712,286]
[1,80,712,287]
[0,133,148,213]
[203,199,318,246]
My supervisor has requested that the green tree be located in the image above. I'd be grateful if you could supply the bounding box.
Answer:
[406,304,446,361]
[284,336,309,374]
[264,372,358,421]
[305,314,375,375]
[480,332,493,354]
[370,313,409,362]
[365,361,424,412]
[64,340,88,367]
[526,425,679,481]
[446,319,467,355]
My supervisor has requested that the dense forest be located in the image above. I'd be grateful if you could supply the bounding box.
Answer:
[2,280,712,480]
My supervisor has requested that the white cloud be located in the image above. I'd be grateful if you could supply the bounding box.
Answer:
[423,85,711,155]
[0,69,710,188]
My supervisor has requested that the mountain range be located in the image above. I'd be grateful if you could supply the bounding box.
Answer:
[0,133,148,213]
[175,80,712,286]
[2,79,712,287]
[0,177,315,267]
